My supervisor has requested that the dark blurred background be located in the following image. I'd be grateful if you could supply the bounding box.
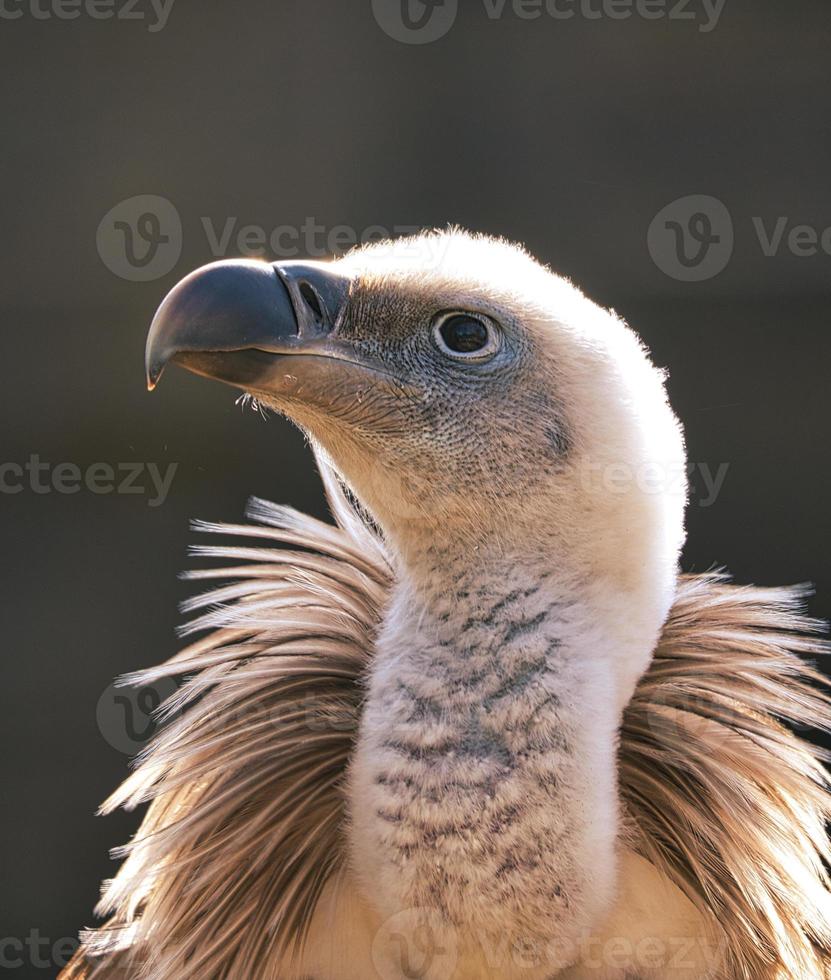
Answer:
[1,0,829,972]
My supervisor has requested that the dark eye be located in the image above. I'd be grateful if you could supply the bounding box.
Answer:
[433,313,499,360]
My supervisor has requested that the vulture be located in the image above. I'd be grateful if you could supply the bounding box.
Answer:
[65,230,831,979]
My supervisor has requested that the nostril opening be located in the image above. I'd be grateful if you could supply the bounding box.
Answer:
[299,281,325,325]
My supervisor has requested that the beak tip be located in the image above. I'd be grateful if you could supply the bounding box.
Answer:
[146,360,163,391]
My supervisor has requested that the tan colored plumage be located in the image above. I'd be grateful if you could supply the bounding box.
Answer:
[65,230,831,978]
[65,458,831,980]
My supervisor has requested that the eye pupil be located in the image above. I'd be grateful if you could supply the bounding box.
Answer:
[439,315,489,354]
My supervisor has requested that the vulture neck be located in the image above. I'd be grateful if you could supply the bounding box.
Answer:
[349,528,659,966]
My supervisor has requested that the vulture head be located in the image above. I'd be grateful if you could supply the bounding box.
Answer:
[65,230,831,980]
[148,231,685,707]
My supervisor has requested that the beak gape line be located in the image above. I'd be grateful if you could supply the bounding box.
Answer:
[145,258,351,392]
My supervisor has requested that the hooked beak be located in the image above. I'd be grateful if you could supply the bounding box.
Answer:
[145,259,352,392]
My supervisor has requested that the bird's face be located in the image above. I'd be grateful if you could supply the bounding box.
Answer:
[288,261,574,532]
[147,231,685,571]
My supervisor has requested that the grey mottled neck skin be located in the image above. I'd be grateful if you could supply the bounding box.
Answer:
[348,538,624,972]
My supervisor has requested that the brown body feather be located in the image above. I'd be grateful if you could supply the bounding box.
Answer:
[64,466,831,979]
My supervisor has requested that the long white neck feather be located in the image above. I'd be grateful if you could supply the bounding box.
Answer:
[348,533,668,970]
